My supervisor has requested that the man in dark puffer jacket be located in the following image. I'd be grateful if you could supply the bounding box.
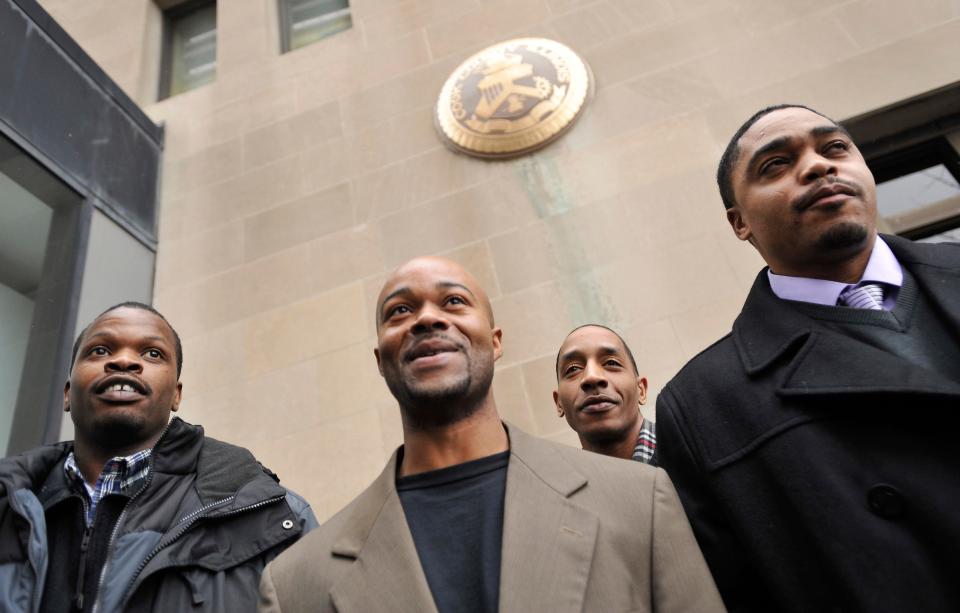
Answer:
[0,302,317,612]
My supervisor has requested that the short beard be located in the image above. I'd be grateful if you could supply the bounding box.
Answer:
[816,222,869,252]
[76,411,152,452]
[387,357,495,431]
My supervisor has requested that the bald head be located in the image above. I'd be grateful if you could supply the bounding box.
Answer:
[376,257,495,330]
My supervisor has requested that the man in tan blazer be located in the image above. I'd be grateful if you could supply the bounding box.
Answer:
[259,256,724,613]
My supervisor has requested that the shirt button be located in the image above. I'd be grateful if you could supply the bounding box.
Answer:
[867,484,905,519]
[282,519,295,530]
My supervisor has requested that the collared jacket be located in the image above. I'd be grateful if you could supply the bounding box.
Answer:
[259,423,725,613]
[656,235,960,613]
[0,417,318,612]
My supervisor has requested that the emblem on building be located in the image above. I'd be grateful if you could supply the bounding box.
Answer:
[435,38,592,159]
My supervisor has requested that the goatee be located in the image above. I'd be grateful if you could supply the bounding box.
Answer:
[389,366,495,431]
[816,222,868,251]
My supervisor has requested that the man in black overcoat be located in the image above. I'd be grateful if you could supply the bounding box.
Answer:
[656,104,960,613]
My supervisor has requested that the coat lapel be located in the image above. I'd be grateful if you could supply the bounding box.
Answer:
[778,328,960,397]
[498,426,598,613]
[734,237,960,400]
[328,451,437,613]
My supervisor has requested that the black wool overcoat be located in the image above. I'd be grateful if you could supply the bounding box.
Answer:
[657,235,960,613]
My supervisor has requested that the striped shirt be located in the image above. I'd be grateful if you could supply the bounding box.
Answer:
[631,419,657,466]
[64,449,152,525]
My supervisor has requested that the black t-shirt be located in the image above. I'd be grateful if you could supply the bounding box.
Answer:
[396,450,509,613]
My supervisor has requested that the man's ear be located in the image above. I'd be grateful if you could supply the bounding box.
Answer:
[171,382,183,412]
[374,347,384,376]
[637,377,648,406]
[727,207,752,242]
[491,327,503,361]
[552,390,564,418]
[63,380,71,412]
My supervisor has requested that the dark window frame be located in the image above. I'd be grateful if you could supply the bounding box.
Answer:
[868,138,960,240]
[278,0,351,54]
[278,0,293,53]
[158,0,217,101]
[0,130,89,455]
[844,83,960,241]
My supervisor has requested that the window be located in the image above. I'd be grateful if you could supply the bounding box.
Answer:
[844,84,960,243]
[159,0,217,100]
[279,0,351,53]
[0,170,53,457]
[871,138,960,241]
[0,134,84,456]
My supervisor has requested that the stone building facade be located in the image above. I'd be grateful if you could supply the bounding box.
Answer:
[38,0,960,520]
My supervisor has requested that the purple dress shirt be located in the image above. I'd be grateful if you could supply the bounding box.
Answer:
[767,236,903,310]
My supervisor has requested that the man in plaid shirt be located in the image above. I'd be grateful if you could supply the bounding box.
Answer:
[0,302,316,612]
[553,324,657,465]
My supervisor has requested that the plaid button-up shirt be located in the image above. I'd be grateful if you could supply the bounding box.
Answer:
[631,419,657,466]
[64,449,152,525]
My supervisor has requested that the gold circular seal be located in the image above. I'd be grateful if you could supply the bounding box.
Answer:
[435,38,592,158]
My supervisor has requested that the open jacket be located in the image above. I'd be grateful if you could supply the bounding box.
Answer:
[0,417,317,612]
[259,423,725,613]
[657,235,960,613]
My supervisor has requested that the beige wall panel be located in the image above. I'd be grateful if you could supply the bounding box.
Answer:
[155,219,245,292]
[522,354,565,437]
[294,31,432,111]
[243,282,368,378]
[177,322,248,398]
[583,11,742,88]
[547,2,630,51]
[305,224,388,293]
[424,0,552,60]
[670,294,746,360]
[171,138,245,195]
[621,319,687,388]
[698,13,861,99]
[216,0,274,72]
[492,365,538,434]
[358,0,480,44]
[494,281,580,368]
[242,101,343,171]
[252,409,388,521]
[343,106,439,175]
[243,182,354,261]
[351,147,488,221]
[154,267,250,338]
[339,58,457,134]
[299,137,353,195]
[377,179,540,266]
[176,157,306,235]
[833,0,960,50]
[39,0,960,520]
[242,242,317,317]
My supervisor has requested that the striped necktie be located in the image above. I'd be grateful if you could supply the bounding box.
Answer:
[838,282,885,310]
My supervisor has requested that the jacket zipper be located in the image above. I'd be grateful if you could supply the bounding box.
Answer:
[73,497,92,610]
[89,465,153,613]
[117,494,286,609]
[90,420,173,613]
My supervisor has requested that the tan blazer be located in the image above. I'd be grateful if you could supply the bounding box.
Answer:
[259,424,725,612]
